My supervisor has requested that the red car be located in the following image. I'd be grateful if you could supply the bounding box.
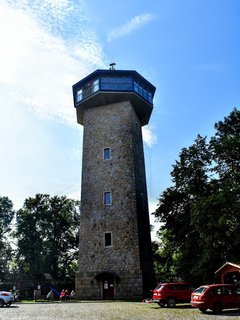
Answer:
[191,284,240,314]
[152,282,193,307]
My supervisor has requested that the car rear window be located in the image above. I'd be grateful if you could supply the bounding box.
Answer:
[194,286,208,294]
[155,285,165,290]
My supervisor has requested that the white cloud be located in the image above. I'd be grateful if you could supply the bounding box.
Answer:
[0,0,104,208]
[0,0,104,125]
[142,125,157,147]
[0,1,156,209]
[107,13,155,42]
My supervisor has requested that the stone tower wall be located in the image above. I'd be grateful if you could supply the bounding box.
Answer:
[76,100,152,299]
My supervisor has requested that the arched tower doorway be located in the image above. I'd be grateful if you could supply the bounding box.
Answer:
[95,272,119,300]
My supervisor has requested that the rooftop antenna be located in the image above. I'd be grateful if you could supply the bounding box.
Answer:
[109,62,116,70]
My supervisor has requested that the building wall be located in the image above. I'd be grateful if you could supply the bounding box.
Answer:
[76,100,153,299]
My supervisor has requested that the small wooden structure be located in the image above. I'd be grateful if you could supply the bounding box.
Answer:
[215,262,240,284]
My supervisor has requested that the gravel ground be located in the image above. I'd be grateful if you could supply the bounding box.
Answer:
[0,301,240,320]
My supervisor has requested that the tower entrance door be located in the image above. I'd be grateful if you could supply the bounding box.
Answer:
[95,272,119,300]
[102,275,114,300]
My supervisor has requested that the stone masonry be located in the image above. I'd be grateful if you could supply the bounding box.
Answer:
[75,100,153,299]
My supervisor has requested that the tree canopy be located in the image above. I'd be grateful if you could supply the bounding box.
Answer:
[154,108,240,285]
[14,194,80,281]
[0,196,14,279]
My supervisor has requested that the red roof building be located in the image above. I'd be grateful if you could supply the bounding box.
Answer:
[215,262,240,284]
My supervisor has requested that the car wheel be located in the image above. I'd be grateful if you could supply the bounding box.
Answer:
[199,308,207,313]
[0,299,4,307]
[157,302,165,307]
[6,302,12,307]
[167,298,176,307]
[212,302,223,314]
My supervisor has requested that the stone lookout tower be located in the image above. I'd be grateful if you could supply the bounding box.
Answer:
[72,66,156,300]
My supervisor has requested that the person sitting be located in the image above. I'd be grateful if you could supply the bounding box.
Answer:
[59,289,65,302]
[46,290,54,301]
[64,289,70,301]
[70,290,76,301]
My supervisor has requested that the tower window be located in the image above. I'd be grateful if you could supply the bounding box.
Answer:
[76,89,82,102]
[93,78,99,92]
[103,147,111,160]
[104,232,112,247]
[104,191,112,205]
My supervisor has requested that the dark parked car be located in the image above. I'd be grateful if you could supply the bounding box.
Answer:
[191,284,240,314]
[152,282,194,307]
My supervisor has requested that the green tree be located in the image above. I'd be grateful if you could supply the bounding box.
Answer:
[14,194,80,281]
[0,196,15,279]
[154,136,211,283]
[210,108,240,183]
[154,109,240,285]
[190,108,240,280]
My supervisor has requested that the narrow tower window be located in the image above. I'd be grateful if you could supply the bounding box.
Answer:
[76,88,82,102]
[104,232,112,247]
[103,147,111,160]
[93,78,99,92]
[104,191,112,205]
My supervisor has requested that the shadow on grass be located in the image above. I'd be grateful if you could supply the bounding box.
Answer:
[151,304,192,310]
[201,309,240,317]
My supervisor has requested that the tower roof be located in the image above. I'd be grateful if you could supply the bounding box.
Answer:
[72,69,156,126]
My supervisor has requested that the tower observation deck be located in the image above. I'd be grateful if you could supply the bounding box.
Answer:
[73,69,156,126]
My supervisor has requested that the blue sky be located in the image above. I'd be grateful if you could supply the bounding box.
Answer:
[0,0,239,239]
